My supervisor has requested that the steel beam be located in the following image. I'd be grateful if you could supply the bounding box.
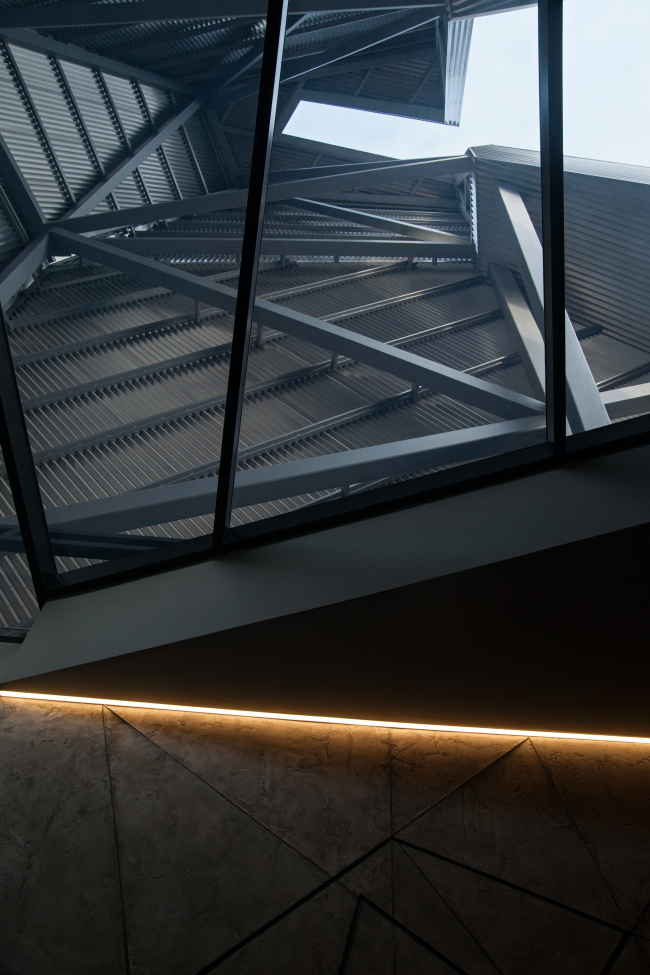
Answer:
[13,307,225,369]
[601,384,650,422]
[0,415,543,535]
[51,230,541,419]
[597,361,650,393]
[212,0,291,543]
[146,340,513,487]
[22,340,234,412]
[15,301,495,470]
[60,155,472,234]
[0,29,194,94]
[102,235,474,258]
[0,525,173,559]
[277,36,438,83]
[225,8,441,102]
[0,133,45,237]
[192,14,309,87]
[268,158,418,182]
[204,109,242,188]
[496,182,609,432]
[63,100,202,219]
[0,1,446,29]
[0,183,29,245]
[293,198,468,243]
[489,263,544,400]
[296,88,445,123]
[0,303,58,600]
[0,233,49,309]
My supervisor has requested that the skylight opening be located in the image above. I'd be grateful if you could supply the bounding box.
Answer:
[284,0,650,169]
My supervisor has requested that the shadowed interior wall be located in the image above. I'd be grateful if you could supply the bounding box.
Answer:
[1,696,649,975]
[5,519,650,737]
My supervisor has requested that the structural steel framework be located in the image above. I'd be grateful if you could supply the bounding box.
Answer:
[0,0,646,624]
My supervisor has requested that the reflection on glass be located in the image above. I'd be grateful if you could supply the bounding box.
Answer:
[563,0,650,434]
[228,3,546,531]
[0,12,272,569]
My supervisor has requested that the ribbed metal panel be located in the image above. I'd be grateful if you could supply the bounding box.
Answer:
[445,18,473,124]
[60,61,125,173]
[184,113,227,193]
[138,148,177,203]
[102,74,149,146]
[472,144,650,355]
[140,83,173,124]
[162,129,203,198]
[10,45,96,202]
[0,44,65,218]
[110,171,147,210]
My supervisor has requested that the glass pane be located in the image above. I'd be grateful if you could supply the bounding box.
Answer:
[564,0,650,433]
[228,2,546,532]
[0,7,272,574]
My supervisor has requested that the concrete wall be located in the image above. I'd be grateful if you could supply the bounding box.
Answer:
[2,695,649,974]
[4,442,650,684]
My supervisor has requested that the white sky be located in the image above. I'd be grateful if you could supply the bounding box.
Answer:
[283,0,650,167]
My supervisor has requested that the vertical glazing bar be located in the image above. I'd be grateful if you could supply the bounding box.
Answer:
[212,0,289,547]
[538,0,566,453]
[0,305,59,602]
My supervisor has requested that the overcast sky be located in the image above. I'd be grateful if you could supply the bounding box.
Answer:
[284,0,650,167]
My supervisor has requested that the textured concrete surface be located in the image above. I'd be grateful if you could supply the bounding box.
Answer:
[2,698,650,973]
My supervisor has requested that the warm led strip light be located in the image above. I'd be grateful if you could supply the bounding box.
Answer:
[1,689,649,744]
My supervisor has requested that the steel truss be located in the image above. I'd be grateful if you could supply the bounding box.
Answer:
[0,0,645,599]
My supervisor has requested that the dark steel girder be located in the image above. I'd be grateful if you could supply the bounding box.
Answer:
[292,198,467,242]
[63,100,202,219]
[189,13,310,87]
[19,277,487,410]
[0,234,50,309]
[133,341,516,489]
[217,8,441,103]
[102,235,474,258]
[0,29,194,94]
[0,416,545,537]
[0,1,446,29]
[601,383,650,421]
[15,300,498,469]
[0,133,45,237]
[0,525,173,559]
[489,262,544,401]
[50,229,542,420]
[13,262,406,362]
[295,88,445,122]
[58,155,472,234]
[496,183,609,433]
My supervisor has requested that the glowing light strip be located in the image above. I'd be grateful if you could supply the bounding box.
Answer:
[1,689,649,744]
